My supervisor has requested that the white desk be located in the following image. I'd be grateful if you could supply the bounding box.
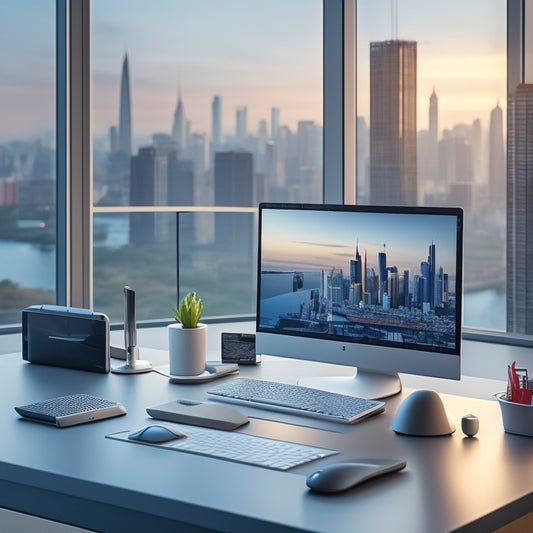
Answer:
[0,346,532,533]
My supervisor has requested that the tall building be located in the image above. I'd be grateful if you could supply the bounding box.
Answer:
[356,116,370,203]
[214,150,254,207]
[211,95,222,147]
[418,90,439,204]
[489,101,505,207]
[369,40,417,205]
[130,145,181,245]
[214,150,254,251]
[236,106,247,144]
[171,81,186,150]
[378,247,387,305]
[428,89,439,181]
[118,53,132,156]
[257,120,268,156]
[507,84,533,333]
[428,242,436,308]
[271,107,280,140]
[429,89,438,148]
[350,241,362,285]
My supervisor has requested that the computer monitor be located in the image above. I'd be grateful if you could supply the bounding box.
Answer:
[256,203,463,399]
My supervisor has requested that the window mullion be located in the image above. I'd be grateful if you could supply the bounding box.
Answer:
[58,0,92,309]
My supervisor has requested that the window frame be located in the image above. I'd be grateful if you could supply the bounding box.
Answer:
[48,0,533,348]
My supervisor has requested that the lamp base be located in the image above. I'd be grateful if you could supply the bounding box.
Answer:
[111,360,153,374]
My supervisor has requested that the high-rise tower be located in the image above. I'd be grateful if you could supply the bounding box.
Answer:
[429,89,438,147]
[236,106,247,143]
[271,107,280,140]
[350,241,362,285]
[214,149,255,253]
[507,84,533,333]
[369,40,417,205]
[489,100,505,207]
[118,53,132,156]
[211,95,222,147]
[172,80,186,150]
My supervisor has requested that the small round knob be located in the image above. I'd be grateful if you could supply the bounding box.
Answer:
[461,414,479,437]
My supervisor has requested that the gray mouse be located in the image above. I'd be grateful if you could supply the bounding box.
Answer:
[128,425,187,443]
[306,458,406,493]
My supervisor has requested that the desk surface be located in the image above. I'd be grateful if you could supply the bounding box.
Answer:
[0,347,532,533]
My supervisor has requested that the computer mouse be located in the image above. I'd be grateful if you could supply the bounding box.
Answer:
[306,458,406,493]
[128,425,187,443]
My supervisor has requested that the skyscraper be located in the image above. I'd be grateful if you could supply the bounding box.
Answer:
[428,89,439,181]
[350,241,362,285]
[236,106,247,143]
[507,84,533,333]
[271,107,280,140]
[489,100,505,207]
[118,53,132,156]
[428,242,436,308]
[214,150,254,207]
[429,89,438,148]
[378,247,387,305]
[214,149,254,252]
[369,40,417,205]
[211,95,222,147]
[172,80,186,150]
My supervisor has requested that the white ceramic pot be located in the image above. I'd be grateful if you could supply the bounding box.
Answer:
[168,323,207,376]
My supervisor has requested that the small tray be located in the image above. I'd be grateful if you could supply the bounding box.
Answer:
[154,362,239,383]
[496,392,533,437]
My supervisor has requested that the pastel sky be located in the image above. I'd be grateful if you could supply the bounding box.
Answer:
[357,0,507,132]
[260,207,459,277]
[0,0,510,143]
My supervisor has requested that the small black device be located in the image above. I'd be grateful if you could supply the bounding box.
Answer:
[22,305,110,373]
[221,333,260,365]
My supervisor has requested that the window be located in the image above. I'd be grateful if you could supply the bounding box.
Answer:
[356,0,507,331]
[91,0,323,322]
[0,1,56,327]
[2,0,532,344]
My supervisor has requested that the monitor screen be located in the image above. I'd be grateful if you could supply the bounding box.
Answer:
[256,203,463,399]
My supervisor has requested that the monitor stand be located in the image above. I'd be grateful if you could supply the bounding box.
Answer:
[298,369,402,400]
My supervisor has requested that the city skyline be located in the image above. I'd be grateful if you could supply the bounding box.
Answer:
[0,1,506,141]
[261,209,458,276]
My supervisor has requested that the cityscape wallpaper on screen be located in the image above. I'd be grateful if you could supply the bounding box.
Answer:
[259,208,459,352]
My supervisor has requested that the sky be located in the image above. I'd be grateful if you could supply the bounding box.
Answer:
[260,207,459,276]
[91,0,323,140]
[357,0,506,132]
[0,0,510,143]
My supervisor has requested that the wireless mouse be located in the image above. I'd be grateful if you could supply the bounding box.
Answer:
[306,458,406,493]
[128,425,187,443]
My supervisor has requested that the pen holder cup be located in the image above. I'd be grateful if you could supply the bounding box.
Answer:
[496,393,533,437]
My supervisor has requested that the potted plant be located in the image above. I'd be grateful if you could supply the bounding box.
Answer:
[168,292,207,376]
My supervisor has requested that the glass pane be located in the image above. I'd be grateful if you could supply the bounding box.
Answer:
[0,1,56,326]
[93,212,177,322]
[179,212,257,317]
[92,1,323,320]
[357,0,506,330]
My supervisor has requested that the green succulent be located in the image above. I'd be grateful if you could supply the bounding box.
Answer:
[172,292,203,328]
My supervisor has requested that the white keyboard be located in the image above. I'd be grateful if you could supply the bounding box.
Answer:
[113,425,338,470]
[207,378,385,424]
